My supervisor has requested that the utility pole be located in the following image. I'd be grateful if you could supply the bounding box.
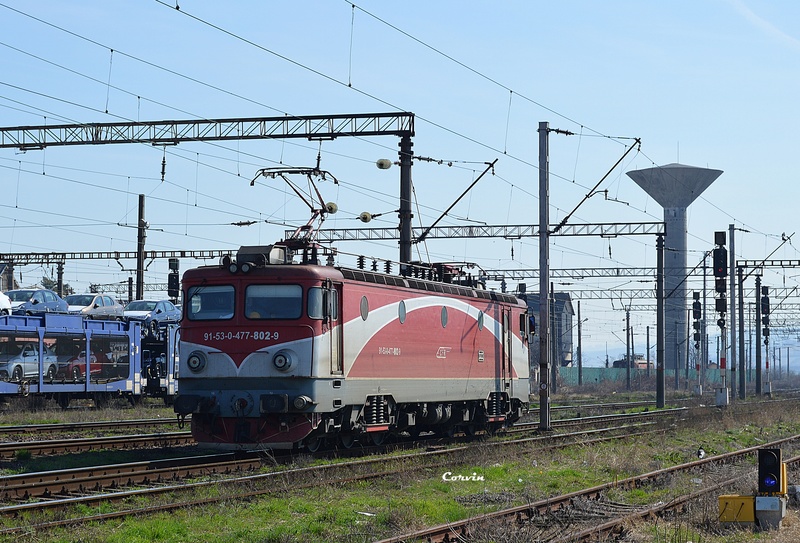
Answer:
[761,285,771,395]
[136,194,146,301]
[755,275,762,395]
[656,233,665,408]
[728,224,737,400]
[537,121,551,431]
[674,321,679,390]
[398,135,413,272]
[626,307,631,391]
[738,265,746,399]
[577,301,583,386]
[702,251,708,389]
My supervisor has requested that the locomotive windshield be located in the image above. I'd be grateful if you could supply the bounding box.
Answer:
[186,285,235,321]
[245,284,302,320]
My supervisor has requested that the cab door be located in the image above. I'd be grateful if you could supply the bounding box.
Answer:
[326,282,343,374]
[501,309,513,394]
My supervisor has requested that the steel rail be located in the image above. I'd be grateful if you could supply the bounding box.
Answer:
[0,432,192,460]
[0,417,184,436]
[0,423,666,534]
[0,453,262,501]
[373,433,800,543]
[555,451,800,542]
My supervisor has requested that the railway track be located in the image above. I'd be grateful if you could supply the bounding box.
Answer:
[0,417,183,437]
[509,406,687,434]
[0,452,262,501]
[0,400,788,538]
[375,434,800,543]
[0,416,671,535]
[0,431,193,460]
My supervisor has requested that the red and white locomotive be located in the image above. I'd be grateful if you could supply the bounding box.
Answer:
[174,241,531,450]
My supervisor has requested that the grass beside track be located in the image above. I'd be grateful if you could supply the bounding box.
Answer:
[5,396,800,542]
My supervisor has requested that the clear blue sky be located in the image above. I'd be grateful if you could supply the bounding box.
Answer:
[1,1,798,365]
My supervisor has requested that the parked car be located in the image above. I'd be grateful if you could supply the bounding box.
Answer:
[0,292,10,316]
[65,293,124,320]
[57,350,109,380]
[0,341,58,381]
[5,289,69,315]
[124,299,181,337]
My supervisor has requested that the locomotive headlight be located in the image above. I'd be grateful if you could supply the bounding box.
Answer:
[186,351,207,373]
[293,395,313,410]
[272,350,294,371]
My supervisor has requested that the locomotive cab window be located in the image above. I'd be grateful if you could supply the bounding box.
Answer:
[187,285,235,321]
[308,287,338,320]
[245,284,303,320]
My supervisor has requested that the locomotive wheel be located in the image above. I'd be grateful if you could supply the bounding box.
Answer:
[305,436,325,453]
[369,432,389,446]
[338,434,356,449]
[486,423,503,436]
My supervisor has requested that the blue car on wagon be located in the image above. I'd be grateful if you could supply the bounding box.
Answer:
[5,289,68,316]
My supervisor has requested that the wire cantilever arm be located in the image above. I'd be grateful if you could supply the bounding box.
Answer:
[552,138,641,234]
[415,158,498,244]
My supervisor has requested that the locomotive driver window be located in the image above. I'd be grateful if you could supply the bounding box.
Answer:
[245,284,302,319]
[186,285,234,320]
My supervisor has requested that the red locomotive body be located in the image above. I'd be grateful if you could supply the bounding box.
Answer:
[174,243,531,450]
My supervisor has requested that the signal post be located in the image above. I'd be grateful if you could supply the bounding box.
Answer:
[713,232,729,406]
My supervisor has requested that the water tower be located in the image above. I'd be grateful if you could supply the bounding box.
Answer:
[626,163,723,371]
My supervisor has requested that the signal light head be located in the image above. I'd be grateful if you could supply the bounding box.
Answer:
[712,247,727,278]
[758,448,783,493]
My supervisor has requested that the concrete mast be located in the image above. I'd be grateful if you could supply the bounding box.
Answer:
[626,163,723,373]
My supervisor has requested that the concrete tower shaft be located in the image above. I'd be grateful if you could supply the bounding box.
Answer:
[626,163,723,371]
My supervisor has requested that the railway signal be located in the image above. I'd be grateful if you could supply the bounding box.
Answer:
[167,258,180,299]
[720,448,788,529]
[692,292,702,351]
[712,232,729,406]
[758,448,783,494]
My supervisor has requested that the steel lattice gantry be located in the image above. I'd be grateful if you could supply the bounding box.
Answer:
[302,221,665,243]
[0,113,414,149]
[0,250,231,266]
[0,113,416,294]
